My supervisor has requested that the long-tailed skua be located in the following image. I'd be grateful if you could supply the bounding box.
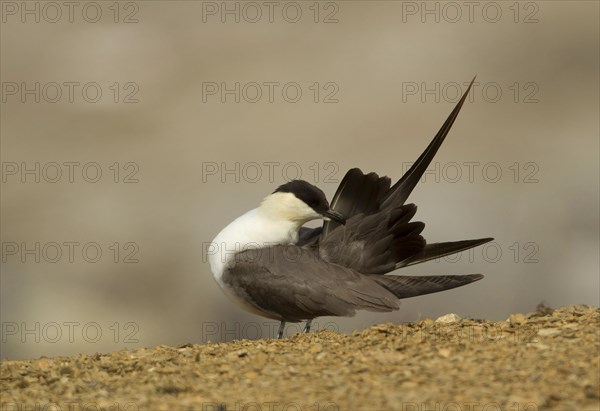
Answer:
[208,78,492,338]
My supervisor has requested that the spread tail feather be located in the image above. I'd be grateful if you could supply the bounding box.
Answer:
[373,273,483,299]
[396,237,494,268]
[381,76,476,209]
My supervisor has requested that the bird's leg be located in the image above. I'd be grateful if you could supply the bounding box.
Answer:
[303,319,313,334]
[277,321,286,339]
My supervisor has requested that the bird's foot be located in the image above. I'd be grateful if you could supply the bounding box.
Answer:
[303,319,312,334]
[277,321,286,339]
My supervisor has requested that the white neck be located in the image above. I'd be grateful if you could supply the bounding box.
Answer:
[207,192,322,286]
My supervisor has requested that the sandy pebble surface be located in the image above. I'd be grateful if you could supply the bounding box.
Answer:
[1,305,598,411]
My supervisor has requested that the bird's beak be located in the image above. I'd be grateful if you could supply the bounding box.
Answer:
[322,209,346,225]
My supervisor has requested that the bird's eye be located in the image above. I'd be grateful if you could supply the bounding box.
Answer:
[309,199,323,210]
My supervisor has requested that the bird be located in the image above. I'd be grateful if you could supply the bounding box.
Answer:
[208,78,493,339]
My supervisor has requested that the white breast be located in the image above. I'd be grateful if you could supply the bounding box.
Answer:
[207,208,299,287]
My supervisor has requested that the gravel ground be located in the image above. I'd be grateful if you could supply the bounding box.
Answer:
[1,305,598,411]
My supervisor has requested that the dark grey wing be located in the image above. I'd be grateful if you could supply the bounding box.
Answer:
[318,78,493,274]
[222,246,399,322]
[319,204,426,274]
[321,169,391,237]
[297,227,322,247]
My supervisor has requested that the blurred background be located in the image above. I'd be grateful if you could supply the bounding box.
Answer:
[1,1,598,360]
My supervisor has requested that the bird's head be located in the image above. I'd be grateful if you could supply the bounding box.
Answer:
[259,180,345,225]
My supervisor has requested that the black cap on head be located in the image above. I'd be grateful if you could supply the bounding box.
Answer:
[273,180,330,214]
